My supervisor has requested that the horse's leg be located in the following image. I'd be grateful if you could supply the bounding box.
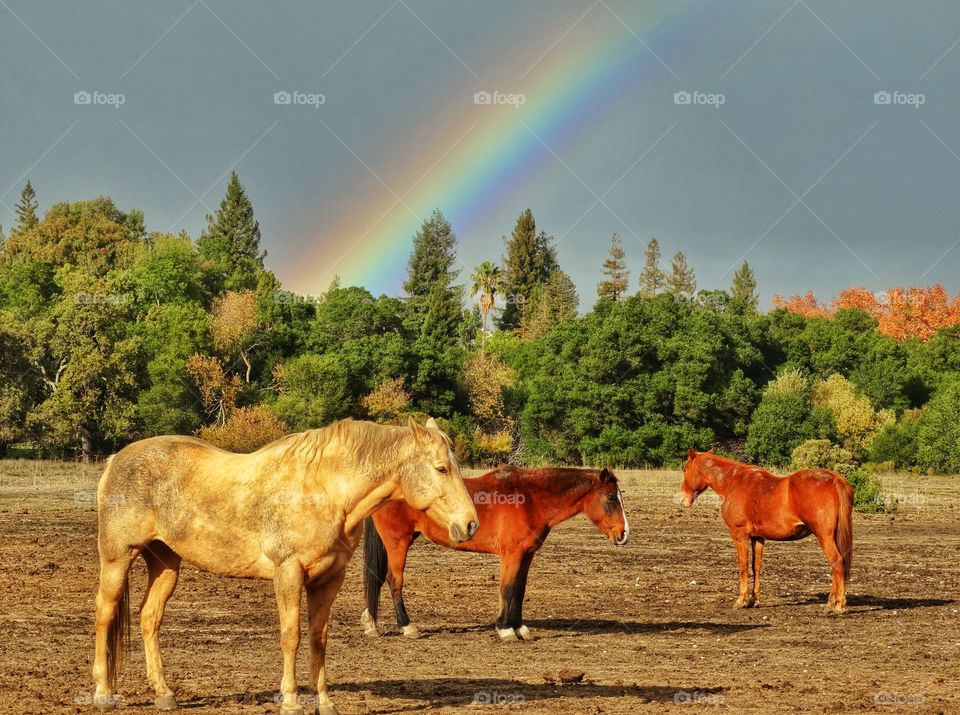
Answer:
[508,550,536,640]
[386,535,418,638]
[731,534,752,608]
[273,560,305,714]
[92,548,139,710]
[306,570,347,715]
[140,543,182,711]
[815,530,847,613]
[751,537,764,607]
[495,550,525,641]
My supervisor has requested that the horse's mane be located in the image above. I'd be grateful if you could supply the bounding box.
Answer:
[485,465,614,492]
[261,419,411,468]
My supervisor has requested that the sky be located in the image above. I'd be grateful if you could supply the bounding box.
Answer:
[2,1,960,308]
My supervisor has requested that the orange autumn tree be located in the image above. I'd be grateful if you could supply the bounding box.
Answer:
[773,284,960,341]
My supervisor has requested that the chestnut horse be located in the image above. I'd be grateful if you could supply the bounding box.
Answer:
[680,448,853,612]
[361,466,628,641]
[92,417,477,715]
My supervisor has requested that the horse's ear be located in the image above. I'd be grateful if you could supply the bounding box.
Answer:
[599,466,613,482]
[687,447,697,461]
[407,416,426,443]
[707,447,715,454]
[425,416,439,430]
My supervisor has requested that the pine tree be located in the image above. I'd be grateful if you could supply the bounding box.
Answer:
[523,270,579,339]
[597,232,629,302]
[15,181,39,233]
[404,209,459,299]
[731,260,758,312]
[498,209,558,330]
[666,251,697,297]
[638,237,665,297]
[198,172,265,292]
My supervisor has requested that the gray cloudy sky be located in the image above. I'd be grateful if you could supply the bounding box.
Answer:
[2,1,959,306]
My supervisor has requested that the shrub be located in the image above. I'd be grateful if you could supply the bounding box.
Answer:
[915,375,960,473]
[843,468,886,513]
[811,373,894,458]
[868,413,920,469]
[198,405,288,453]
[791,439,853,470]
[746,375,835,466]
[361,377,411,422]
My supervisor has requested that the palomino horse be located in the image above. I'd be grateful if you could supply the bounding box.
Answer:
[92,417,478,715]
[360,466,628,641]
[679,448,853,612]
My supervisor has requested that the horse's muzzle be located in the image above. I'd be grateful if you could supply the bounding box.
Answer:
[449,520,478,543]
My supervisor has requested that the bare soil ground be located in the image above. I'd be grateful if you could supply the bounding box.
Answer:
[0,462,957,714]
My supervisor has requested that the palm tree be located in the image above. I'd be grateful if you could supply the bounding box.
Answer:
[470,261,502,352]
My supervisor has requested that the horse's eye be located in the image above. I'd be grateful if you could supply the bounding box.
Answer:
[436,465,448,474]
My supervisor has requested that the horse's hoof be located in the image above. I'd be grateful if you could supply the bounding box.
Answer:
[93,694,119,711]
[316,704,340,715]
[360,608,379,637]
[498,627,519,641]
[733,599,749,609]
[155,694,178,711]
[279,707,304,715]
[401,624,420,639]
[516,624,531,640]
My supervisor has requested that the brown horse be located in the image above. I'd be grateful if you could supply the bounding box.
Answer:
[92,417,478,715]
[361,465,629,641]
[679,448,853,612]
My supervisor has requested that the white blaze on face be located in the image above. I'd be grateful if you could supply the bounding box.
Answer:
[615,485,629,544]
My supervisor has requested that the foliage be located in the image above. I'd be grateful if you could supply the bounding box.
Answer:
[791,439,853,470]
[666,251,696,297]
[597,233,628,302]
[361,377,412,422]
[498,209,557,330]
[810,374,893,458]
[746,371,834,466]
[197,405,287,453]
[730,261,758,312]
[844,468,886,513]
[638,237,665,297]
[197,171,264,292]
[914,375,960,473]
[868,411,920,469]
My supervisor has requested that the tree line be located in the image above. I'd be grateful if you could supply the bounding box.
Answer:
[1,176,959,490]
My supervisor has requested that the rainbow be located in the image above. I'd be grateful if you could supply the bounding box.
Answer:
[287,1,704,297]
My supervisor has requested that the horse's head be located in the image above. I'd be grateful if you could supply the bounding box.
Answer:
[582,467,629,545]
[399,417,478,544]
[679,447,712,506]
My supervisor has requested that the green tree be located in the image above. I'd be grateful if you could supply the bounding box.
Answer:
[731,261,758,312]
[198,171,265,293]
[15,181,39,233]
[470,261,502,352]
[523,269,578,339]
[403,209,459,300]
[498,209,557,330]
[597,232,628,302]
[638,237,665,296]
[915,375,960,472]
[666,251,696,297]
[271,353,352,430]
[746,371,834,466]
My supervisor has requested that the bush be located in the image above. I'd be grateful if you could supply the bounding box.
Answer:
[868,414,920,469]
[843,468,886,513]
[915,375,960,473]
[791,439,853,470]
[746,380,835,466]
[198,405,288,453]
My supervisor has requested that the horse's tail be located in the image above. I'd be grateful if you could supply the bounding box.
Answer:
[363,517,387,623]
[835,477,853,580]
[106,578,130,687]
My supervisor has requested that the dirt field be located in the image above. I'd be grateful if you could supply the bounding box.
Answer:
[0,461,957,714]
